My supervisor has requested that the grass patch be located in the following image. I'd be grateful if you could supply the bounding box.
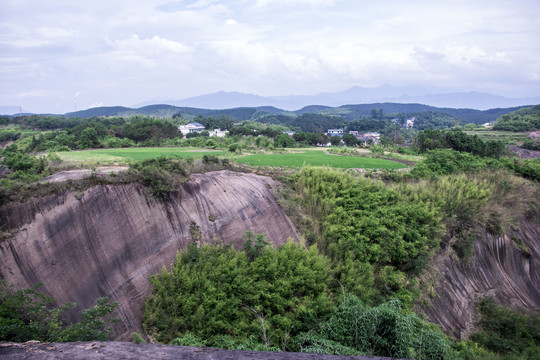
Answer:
[235,151,407,169]
[55,147,228,165]
[463,130,529,145]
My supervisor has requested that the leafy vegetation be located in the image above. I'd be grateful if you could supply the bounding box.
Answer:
[143,233,464,358]
[409,149,540,182]
[299,295,454,359]
[129,157,188,198]
[0,281,118,342]
[296,167,443,305]
[414,129,505,157]
[493,105,540,132]
[144,238,333,350]
[470,298,540,359]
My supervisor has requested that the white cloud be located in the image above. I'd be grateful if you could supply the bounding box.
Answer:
[114,35,192,54]
[1,0,539,112]
[16,90,46,98]
[36,27,79,39]
[253,0,335,8]
[186,0,221,9]
[1,37,50,48]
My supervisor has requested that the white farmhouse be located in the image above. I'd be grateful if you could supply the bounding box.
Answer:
[327,129,344,137]
[178,122,205,136]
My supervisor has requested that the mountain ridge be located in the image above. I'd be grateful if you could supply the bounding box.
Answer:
[58,102,529,125]
[133,86,540,111]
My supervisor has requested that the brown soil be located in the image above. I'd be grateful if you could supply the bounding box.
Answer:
[508,145,540,159]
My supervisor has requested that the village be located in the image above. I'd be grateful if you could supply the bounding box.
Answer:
[179,122,382,146]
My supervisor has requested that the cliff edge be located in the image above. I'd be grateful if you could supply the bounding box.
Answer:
[0,341,403,360]
[422,220,540,339]
[0,170,300,340]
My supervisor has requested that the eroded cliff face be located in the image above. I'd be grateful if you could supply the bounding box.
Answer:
[0,170,300,340]
[422,220,540,339]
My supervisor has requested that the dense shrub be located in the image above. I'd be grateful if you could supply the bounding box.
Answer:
[415,129,505,157]
[296,167,444,304]
[471,298,540,359]
[130,157,187,198]
[143,238,333,350]
[298,295,454,359]
[410,149,488,177]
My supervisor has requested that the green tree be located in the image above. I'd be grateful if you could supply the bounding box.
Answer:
[143,238,333,350]
[274,133,295,148]
[76,127,100,149]
[330,135,341,146]
[342,134,357,147]
[299,295,454,359]
[0,281,118,343]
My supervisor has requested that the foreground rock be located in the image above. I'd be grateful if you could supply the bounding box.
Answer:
[0,170,299,340]
[422,220,540,339]
[0,341,403,360]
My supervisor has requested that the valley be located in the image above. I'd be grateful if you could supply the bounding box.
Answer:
[1,103,539,359]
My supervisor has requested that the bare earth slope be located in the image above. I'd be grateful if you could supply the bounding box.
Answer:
[0,170,299,340]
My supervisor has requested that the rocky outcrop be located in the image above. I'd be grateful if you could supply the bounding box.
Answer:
[0,171,300,340]
[422,220,540,339]
[0,341,403,360]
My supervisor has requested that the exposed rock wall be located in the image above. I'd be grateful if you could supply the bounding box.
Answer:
[0,341,403,360]
[422,220,540,339]
[0,171,300,340]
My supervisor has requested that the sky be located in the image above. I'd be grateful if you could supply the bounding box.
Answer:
[1,0,539,113]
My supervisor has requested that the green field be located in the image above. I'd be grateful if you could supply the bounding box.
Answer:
[56,147,227,164]
[55,147,408,169]
[464,130,529,145]
[236,151,407,169]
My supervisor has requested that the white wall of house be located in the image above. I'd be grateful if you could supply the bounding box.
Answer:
[178,123,205,136]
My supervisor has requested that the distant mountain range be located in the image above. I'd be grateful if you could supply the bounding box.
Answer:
[134,85,540,111]
[0,106,23,115]
[2,85,538,117]
[56,102,527,125]
[2,85,537,124]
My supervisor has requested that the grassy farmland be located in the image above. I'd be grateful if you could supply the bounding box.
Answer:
[463,130,529,145]
[236,150,407,169]
[54,147,408,169]
[55,147,228,165]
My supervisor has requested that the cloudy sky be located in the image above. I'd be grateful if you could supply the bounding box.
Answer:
[1,0,539,113]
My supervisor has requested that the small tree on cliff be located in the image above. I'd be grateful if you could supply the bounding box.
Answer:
[0,281,119,342]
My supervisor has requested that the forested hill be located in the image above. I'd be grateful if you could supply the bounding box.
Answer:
[60,103,529,124]
[64,105,285,121]
[493,104,540,131]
